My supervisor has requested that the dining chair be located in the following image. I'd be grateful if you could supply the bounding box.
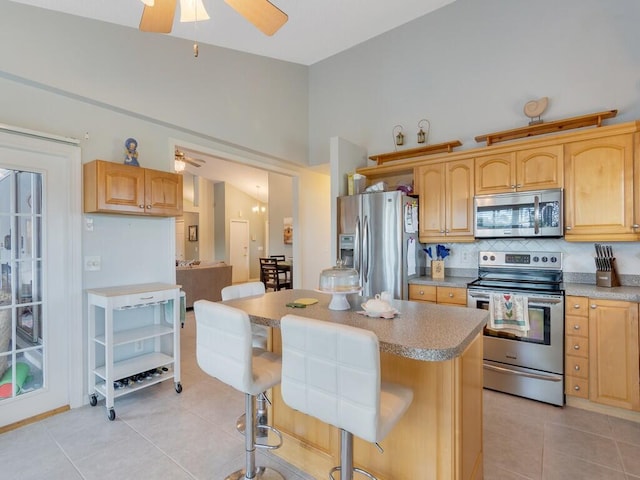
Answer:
[260,257,291,291]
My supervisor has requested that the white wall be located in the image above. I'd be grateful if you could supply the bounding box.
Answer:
[309,0,640,167]
[1,2,309,165]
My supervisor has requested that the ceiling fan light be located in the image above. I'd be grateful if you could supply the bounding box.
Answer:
[140,0,155,6]
[174,159,186,173]
[179,0,210,22]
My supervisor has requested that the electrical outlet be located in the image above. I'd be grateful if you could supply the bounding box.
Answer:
[134,340,143,353]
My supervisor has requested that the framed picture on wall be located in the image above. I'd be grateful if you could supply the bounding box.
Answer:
[188,225,198,242]
[283,217,293,245]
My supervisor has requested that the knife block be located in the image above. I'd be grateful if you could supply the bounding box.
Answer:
[431,260,445,279]
[596,258,620,288]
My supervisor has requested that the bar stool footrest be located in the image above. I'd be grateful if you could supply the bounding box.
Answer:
[330,466,377,480]
[226,466,285,480]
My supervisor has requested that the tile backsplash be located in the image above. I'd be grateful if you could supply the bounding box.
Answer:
[424,239,640,279]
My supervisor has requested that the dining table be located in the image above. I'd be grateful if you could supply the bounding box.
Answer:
[221,288,488,480]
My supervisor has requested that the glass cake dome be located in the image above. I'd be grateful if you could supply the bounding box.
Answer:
[318,260,361,310]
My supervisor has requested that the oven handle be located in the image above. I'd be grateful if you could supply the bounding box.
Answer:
[468,291,563,305]
[534,195,540,234]
[484,363,562,382]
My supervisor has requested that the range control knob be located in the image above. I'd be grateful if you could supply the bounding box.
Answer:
[541,256,548,263]
[482,255,488,261]
[533,256,539,262]
[550,256,558,263]
[490,255,496,261]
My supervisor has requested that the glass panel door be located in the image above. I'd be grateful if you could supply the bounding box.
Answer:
[0,169,44,401]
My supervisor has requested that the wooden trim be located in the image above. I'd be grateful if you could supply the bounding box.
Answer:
[356,119,640,178]
[475,110,618,146]
[368,140,462,165]
[0,405,70,434]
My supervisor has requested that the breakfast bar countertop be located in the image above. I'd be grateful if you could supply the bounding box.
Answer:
[220,288,488,362]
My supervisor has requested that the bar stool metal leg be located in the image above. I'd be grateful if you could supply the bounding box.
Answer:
[227,394,284,480]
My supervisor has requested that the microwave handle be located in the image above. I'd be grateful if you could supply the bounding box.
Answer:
[534,195,540,234]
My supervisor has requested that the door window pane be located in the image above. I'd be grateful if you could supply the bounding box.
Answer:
[0,168,44,401]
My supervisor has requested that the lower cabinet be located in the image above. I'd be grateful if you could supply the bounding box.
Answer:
[565,295,640,411]
[409,284,467,306]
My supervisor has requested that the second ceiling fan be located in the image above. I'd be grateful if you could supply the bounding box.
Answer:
[139,0,288,36]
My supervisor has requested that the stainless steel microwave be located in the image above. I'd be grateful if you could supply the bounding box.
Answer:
[474,189,563,238]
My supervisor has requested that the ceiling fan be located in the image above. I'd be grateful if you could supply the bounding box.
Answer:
[175,149,205,169]
[139,0,288,36]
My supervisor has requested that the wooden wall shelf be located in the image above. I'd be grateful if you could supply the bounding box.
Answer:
[368,140,462,165]
[475,110,618,146]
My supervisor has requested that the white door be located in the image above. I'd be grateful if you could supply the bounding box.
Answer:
[0,130,82,426]
[229,219,249,283]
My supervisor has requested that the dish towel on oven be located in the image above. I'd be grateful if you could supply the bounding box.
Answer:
[489,293,530,334]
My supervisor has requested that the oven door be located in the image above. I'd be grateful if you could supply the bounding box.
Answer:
[467,288,564,374]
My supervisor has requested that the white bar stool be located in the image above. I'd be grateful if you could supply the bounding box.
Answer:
[280,314,413,480]
[221,282,273,441]
[194,300,284,480]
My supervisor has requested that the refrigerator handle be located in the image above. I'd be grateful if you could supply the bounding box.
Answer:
[354,216,361,274]
[363,215,369,284]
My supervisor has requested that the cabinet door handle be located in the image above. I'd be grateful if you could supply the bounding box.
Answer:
[138,204,145,209]
[574,385,581,391]
[573,304,580,309]
[633,224,640,229]
[573,344,580,350]
[448,292,454,297]
[573,324,580,330]
[419,290,425,295]
[146,205,152,209]
[590,304,597,309]
[574,364,581,371]
[566,226,572,231]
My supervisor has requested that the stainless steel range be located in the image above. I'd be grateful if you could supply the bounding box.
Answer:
[467,251,565,406]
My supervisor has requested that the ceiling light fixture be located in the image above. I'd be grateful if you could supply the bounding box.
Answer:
[252,185,266,214]
[174,158,186,173]
[179,0,210,22]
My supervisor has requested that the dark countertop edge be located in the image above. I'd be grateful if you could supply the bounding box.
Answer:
[409,276,477,289]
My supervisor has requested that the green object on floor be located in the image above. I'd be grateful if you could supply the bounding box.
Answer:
[0,362,30,398]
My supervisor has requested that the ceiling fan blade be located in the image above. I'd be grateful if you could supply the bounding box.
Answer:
[140,0,177,33]
[184,159,202,167]
[225,0,288,36]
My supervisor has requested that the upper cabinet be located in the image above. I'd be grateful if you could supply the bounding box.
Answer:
[475,145,563,195]
[564,134,639,241]
[84,160,183,217]
[415,158,474,243]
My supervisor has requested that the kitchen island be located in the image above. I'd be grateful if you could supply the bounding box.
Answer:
[221,289,488,480]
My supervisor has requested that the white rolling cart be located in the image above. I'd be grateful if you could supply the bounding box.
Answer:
[87,283,182,420]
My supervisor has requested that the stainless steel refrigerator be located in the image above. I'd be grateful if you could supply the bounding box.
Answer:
[337,191,422,300]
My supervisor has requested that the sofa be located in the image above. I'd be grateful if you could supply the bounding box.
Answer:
[176,263,233,308]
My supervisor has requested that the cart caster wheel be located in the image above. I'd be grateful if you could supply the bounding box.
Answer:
[89,394,98,407]
[175,382,183,394]
[108,409,116,421]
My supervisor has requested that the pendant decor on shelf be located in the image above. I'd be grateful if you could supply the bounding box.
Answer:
[392,125,405,150]
[523,97,549,126]
[417,119,430,144]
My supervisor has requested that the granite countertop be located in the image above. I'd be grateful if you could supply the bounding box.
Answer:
[411,275,640,303]
[564,283,640,302]
[220,289,488,362]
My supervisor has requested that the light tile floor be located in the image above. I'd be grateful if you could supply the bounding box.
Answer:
[3,310,640,479]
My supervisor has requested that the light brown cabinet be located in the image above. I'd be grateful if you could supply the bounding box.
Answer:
[84,160,183,217]
[474,145,563,195]
[565,295,640,410]
[564,133,639,241]
[409,284,467,306]
[414,159,474,243]
[588,298,639,410]
[565,296,590,399]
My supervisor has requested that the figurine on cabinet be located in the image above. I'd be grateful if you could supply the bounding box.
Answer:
[124,137,140,166]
